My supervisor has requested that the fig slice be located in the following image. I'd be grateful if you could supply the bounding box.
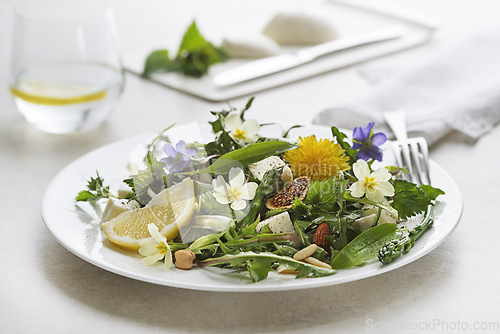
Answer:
[265,176,310,210]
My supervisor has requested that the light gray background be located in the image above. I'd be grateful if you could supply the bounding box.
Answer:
[1,0,499,333]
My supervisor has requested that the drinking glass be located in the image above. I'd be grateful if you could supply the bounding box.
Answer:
[9,0,125,133]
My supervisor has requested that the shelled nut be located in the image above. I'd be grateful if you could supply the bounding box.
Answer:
[173,249,196,270]
[292,244,317,261]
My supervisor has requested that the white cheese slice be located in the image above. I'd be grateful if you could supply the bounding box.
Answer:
[117,184,133,199]
[248,156,292,184]
[256,211,294,233]
[362,204,399,224]
[352,214,377,232]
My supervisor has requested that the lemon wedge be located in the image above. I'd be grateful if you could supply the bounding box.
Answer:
[102,177,195,251]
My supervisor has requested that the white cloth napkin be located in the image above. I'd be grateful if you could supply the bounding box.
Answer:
[313,27,500,145]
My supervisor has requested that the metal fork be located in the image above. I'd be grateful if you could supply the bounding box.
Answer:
[383,110,431,185]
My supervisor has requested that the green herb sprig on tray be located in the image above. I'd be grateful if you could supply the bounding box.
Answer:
[143,21,227,78]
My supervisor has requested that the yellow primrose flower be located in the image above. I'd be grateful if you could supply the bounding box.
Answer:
[283,135,350,181]
[138,223,172,269]
[224,113,260,143]
[349,159,395,203]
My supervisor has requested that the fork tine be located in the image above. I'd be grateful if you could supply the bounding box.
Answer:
[417,138,431,185]
[391,142,404,169]
[400,142,415,183]
[409,141,423,185]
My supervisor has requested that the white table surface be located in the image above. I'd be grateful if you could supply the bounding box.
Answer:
[1,0,499,333]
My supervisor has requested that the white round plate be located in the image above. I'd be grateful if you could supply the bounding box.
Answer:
[41,124,463,292]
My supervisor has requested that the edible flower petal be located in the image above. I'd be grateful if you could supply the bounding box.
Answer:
[212,167,258,210]
[224,113,260,143]
[352,122,387,162]
[349,159,394,203]
[161,140,197,173]
[138,223,172,269]
[283,135,350,181]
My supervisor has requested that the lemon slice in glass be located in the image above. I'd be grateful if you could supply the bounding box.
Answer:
[10,79,107,106]
[102,178,195,251]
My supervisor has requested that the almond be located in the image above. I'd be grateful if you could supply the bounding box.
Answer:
[312,223,331,254]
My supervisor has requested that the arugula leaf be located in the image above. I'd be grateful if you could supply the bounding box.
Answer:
[331,126,357,165]
[143,50,177,77]
[330,223,400,269]
[420,185,445,201]
[391,179,432,220]
[198,252,336,282]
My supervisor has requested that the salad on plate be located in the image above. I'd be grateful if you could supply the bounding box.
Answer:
[76,98,444,283]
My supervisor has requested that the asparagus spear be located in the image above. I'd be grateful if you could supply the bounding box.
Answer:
[236,167,282,229]
[378,205,434,264]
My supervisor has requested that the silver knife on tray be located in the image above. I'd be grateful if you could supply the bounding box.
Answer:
[213,25,407,87]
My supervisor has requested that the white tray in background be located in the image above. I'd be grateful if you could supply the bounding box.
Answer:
[123,0,438,101]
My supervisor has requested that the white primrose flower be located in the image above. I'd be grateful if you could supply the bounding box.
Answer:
[212,167,258,210]
[224,113,260,143]
[138,223,172,269]
[349,159,395,203]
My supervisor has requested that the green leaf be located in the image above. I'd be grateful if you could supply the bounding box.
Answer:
[290,198,311,220]
[293,220,311,248]
[143,21,227,78]
[75,190,96,202]
[224,233,300,249]
[181,141,297,175]
[176,21,227,78]
[143,50,177,77]
[129,152,167,205]
[198,252,336,282]
[392,179,432,219]
[331,126,357,165]
[240,96,255,121]
[75,172,114,202]
[283,125,304,138]
[237,167,282,229]
[265,208,286,219]
[330,223,400,269]
[420,185,445,201]
[304,177,338,213]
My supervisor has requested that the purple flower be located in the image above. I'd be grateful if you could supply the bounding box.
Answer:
[351,122,387,162]
[160,140,197,173]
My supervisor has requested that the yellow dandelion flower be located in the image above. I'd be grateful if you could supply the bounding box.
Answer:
[284,135,351,181]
